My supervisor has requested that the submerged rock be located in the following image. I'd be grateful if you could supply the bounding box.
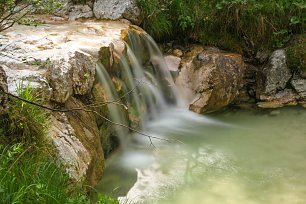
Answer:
[93,0,141,25]
[175,46,245,113]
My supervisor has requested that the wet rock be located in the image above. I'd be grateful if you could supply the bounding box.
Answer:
[93,0,141,25]
[175,46,245,113]
[291,78,306,99]
[0,66,8,113]
[256,49,292,98]
[164,55,181,72]
[172,49,183,57]
[110,40,126,64]
[257,89,298,108]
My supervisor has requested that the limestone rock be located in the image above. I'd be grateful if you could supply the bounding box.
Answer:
[256,49,292,98]
[175,46,245,113]
[291,78,306,99]
[93,0,141,25]
[46,51,96,103]
[164,55,181,72]
[257,89,298,108]
[68,4,94,21]
[49,97,105,186]
[49,112,91,182]
[0,20,129,185]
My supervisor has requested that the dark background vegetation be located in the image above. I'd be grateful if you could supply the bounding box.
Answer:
[137,0,305,67]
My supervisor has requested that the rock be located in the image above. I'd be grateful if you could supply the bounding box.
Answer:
[172,49,183,57]
[175,46,245,113]
[49,112,91,182]
[48,97,105,186]
[93,0,141,25]
[68,4,94,21]
[256,49,292,98]
[110,40,126,64]
[257,89,298,108]
[1,65,52,100]
[291,78,306,99]
[255,51,270,64]
[0,66,8,113]
[300,71,306,79]
[164,55,181,72]
[269,110,281,116]
[0,20,130,185]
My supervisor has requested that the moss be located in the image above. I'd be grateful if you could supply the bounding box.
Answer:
[286,35,306,72]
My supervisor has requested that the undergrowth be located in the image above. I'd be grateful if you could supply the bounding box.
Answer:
[0,82,48,146]
[137,0,306,54]
[0,83,118,204]
[0,144,90,204]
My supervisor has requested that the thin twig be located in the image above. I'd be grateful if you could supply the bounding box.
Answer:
[1,89,181,145]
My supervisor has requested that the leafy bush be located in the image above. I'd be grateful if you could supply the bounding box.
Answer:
[137,0,306,52]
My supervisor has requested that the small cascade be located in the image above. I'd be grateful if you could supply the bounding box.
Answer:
[95,63,129,140]
[96,30,182,141]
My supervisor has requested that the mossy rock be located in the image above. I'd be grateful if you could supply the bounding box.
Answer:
[286,35,306,72]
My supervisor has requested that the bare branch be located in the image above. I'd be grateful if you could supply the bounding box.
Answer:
[0,88,182,145]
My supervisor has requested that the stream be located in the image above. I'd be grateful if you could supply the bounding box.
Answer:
[98,106,306,204]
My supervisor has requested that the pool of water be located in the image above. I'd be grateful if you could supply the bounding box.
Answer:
[97,107,306,204]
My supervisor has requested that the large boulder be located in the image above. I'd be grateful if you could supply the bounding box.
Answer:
[256,49,292,98]
[0,20,130,186]
[254,49,306,108]
[46,51,96,103]
[93,0,141,25]
[175,46,245,113]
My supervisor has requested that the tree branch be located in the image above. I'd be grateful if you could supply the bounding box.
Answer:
[0,88,182,146]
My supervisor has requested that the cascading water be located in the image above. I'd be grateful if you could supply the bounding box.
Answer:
[95,30,185,142]
[96,31,306,204]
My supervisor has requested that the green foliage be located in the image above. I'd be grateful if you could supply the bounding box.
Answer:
[137,0,306,52]
[137,0,172,39]
[0,144,91,204]
[97,194,119,204]
[0,0,62,31]
[286,35,306,72]
[0,82,48,146]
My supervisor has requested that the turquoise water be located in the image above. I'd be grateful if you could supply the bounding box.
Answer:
[98,107,306,204]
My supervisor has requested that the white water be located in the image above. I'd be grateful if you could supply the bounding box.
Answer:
[96,32,306,204]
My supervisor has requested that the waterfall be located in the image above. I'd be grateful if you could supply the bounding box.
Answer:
[95,31,182,143]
